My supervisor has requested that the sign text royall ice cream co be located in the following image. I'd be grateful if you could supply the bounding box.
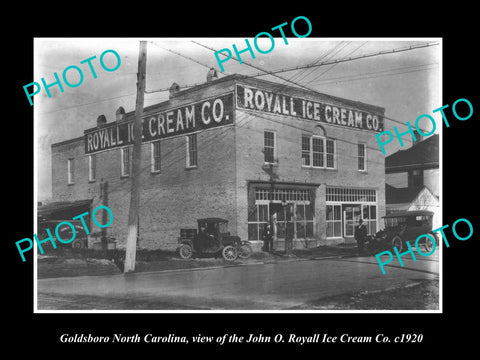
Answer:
[85,92,234,154]
[236,84,384,132]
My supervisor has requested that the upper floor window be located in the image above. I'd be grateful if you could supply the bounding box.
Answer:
[186,133,197,168]
[302,135,336,169]
[264,131,276,164]
[151,141,161,173]
[358,143,367,171]
[121,147,130,177]
[67,158,75,184]
[88,154,96,182]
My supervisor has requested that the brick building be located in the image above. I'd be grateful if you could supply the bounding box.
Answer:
[50,73,386,251]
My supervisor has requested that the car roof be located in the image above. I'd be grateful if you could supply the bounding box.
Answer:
[197,217,228,224]
[383,210,434,218]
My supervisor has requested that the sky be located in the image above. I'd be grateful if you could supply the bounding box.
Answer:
[34,37,442,201]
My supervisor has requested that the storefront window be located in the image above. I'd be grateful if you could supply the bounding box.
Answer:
[248,188,316,240]
[296,203,314,238]
[248,204,269,241]
[362,204,377,235]
[326,204,342,238]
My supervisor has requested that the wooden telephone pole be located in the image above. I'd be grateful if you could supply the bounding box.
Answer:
[124,41,147,273]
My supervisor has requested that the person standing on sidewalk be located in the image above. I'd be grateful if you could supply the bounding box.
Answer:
[354,219,368,255]
[262,222,274,252]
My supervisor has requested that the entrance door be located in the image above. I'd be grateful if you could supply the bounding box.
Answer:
[270,202,294,241]
[343,204,361,238]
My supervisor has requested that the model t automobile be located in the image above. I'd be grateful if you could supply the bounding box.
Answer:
[365,210,438,254]
[177,218,253,261]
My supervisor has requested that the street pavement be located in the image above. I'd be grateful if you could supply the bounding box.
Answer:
[37,251,439,310]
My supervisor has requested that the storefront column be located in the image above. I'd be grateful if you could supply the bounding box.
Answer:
[315,185,326,246]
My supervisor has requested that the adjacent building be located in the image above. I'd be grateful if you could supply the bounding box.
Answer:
[50,73,387,251]
[385,134,440,228]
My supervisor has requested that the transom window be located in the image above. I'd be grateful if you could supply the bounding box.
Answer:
[326,187,376,203]
[255,189,311,202]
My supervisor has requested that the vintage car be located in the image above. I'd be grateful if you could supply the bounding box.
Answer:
[366,210,438,254]
[177,218,252,261]
[37,217,89,249]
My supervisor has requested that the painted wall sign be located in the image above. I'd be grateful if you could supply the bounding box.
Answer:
[84,93,234,154]
[236,84,384,132]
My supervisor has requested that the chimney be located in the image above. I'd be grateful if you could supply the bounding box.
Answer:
[206,68,218,82]
[116,107,125,122]
[97,114,107,128]
[412,130,421,146]
[169,82,180,99]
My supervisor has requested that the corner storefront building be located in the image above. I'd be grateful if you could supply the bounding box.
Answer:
[51,73,386,251]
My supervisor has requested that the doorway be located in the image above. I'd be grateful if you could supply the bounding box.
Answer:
[343,204,361,238]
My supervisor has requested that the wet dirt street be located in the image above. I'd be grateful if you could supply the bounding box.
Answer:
[37,253,439,310]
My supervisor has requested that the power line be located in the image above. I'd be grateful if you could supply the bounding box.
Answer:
[289,42,348,84]
[305,41,367,84]
[192,40,438,136]
[311,64,438,86]
[38,92,137,115]
[149,40,223,73]
[191,40,319,94]
[196,41,439,81]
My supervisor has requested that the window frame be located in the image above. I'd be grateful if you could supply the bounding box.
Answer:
[186,133,198,169]
[120,147,131,177]
[358,142,367,172]
[151,141,161,173]
[302,135,336,170]
[301,134,310,166]
[361,204,377,235]
[326,204,342,238]
[263,130,277,164]
[88,154,96,182]
[67,158,75,185]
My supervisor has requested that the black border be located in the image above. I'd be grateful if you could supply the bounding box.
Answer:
[8,5,479,354]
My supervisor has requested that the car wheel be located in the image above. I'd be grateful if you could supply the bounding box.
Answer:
[178,244,193,259]
[222,245,238,261]
[238,243,253,259]
[424,235,435,253]
[72,239,85,249]
[392,236,403,252]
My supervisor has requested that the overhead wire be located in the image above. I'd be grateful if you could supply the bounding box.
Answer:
[305,41,368,84]
[50,41,440,196]
[288,41,348,84]
[192,40,439,138]
[311,63,438,86]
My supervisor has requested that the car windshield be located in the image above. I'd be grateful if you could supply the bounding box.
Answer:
[218,222,228,233]
[384,216,407,228]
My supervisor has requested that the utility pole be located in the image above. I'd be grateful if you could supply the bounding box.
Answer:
[124,40,147,273]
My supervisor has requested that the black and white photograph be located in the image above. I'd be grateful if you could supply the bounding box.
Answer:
[33,37,442,312]
[6,6,480,354]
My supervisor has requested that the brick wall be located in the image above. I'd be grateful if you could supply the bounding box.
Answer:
[51,76,386,251]
[51,125,237,250]
[233,92,385,247]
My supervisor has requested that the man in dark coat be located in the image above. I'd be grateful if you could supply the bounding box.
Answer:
[354,219,368,255]
[262,223,274,252]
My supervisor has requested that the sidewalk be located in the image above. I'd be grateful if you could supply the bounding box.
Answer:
[37,244,360,279]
